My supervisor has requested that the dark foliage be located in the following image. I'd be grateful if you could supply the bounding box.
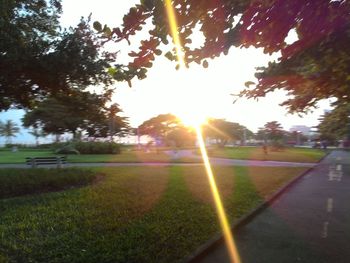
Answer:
[1,1,113,110]
[97,0,350,113]
[0,168,98,198]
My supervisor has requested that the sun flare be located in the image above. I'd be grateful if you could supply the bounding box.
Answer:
[164,1,241,262]
[164,0,212,128]
[176,111,207,128]
[170,70,210,127]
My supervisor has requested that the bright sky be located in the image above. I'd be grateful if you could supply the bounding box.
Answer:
[60,0,330,131]
[0,0,331,144]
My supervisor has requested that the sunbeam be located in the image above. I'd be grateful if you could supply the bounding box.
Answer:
[196,127,242,263]
[164,1,241,262]
[164,0,186,68]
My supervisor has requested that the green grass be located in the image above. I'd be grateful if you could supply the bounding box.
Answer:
[0,165,307,263]
[0,150,56,163]
[0,149,200,164]
[0,168,99,199]
[208,146,326,163]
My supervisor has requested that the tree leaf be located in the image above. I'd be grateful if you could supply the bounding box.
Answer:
[244,81,255,88]
[93,21,102,32]
[202,60,208,68]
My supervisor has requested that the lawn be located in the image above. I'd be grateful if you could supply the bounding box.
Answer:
[0,149,199,164]
[0,165,307,263]
[208,146,326,163]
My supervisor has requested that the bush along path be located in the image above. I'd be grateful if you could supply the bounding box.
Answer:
[0,168,100,199]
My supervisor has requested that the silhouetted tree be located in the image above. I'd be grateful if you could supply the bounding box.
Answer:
[138,114,196,147]
[204,119,253,147]
[262,121,285,142]
[1,1,112,110]
[22,90,129,140]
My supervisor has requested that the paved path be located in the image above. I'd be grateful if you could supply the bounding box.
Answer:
[0,149,316,168]
[192,150,350,263]
[165,149,315,167]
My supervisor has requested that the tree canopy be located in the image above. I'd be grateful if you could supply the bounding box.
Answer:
[257,121,285,142]
[96,0,350,113]
[318,104,350,143]
[138,113,196,146]
[22,90,129,140]
[85,103,130,141]
[204,118,253,146]
[1,0,113,110]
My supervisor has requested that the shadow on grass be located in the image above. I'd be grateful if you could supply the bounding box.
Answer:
[0,165,306,263]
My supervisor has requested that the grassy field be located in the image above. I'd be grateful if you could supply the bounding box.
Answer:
[208,146,326,163]
[0,149,199,164]
[0,165,307,263]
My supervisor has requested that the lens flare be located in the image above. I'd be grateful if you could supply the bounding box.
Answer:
[196,127,242,263]
[164,1,241,262]
[164,0,186,68]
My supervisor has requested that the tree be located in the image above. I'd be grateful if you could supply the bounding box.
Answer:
[1,1,112,110]
[22,98,67,139]
[241,1,350,113]
[107,103,130,141]
[255,128,268,144]
[28,127,46,146]
[318,104,350,144]
[22,90,128,140]
[259,121,285,142]
[203,119,253,147]
[96,0,350,113]
[0,120,20,144]
[138,113,195,147]
[85,103,130,141]
[165,126,196,147]
[138,113,179,144]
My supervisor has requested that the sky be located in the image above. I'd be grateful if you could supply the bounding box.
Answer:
[0,0,331,144]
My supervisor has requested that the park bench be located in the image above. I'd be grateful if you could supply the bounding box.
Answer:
[25,156,67,168]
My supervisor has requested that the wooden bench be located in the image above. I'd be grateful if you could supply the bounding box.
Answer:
[25,156,67,168]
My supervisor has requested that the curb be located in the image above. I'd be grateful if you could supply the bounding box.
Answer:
[183,151,331,263]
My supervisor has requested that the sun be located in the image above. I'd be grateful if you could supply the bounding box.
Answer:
[175,109,207,128]
[167,69,210,128]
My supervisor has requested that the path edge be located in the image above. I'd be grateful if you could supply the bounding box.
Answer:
[183,151,331,263]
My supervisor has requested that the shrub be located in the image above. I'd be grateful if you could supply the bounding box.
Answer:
[36,142,64,150]
[55,145,80,155]
[73,141,121,154]
[0,168,99,199]
[5,143,23,148]
[269,140,286,151]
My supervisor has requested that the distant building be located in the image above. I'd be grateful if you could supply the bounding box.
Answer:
[289,125,311,135]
